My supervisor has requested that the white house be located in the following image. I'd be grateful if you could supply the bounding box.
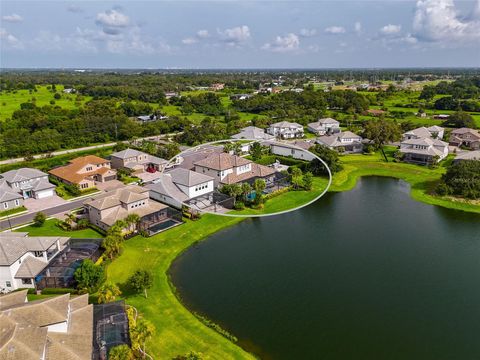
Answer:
[400,138,449,165]
[316,131,364,153]
[147,168,215,209]
[194,152,275,186]
[0,168,56,200]
[0,232,69,292]
[270,141,316,161]
[402,126,445,141]
[307,118,340,136]
[231,126,275,141]
[267,121,304,139]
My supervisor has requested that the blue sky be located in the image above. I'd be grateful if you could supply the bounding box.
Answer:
[1,1,479,68]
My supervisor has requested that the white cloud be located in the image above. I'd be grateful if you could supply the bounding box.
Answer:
[299,28,317,37]
[218,25,251,45]
[0,28,23,49]
[380,24,402,35]
[2,14,23,23]
[413,0,480,43]
[182,37,198,45]
[96,9,130,35]
[324,26,346,34]
[197,29,209,38]
[354,22,362,34]
[262,33,300,52]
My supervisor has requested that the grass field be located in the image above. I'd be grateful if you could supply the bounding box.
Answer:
[0,85,91,121]
[15,219,104,238]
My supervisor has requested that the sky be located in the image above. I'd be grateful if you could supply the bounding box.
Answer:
[1,0,480,69]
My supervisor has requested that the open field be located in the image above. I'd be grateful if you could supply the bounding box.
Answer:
[0,85,92,121]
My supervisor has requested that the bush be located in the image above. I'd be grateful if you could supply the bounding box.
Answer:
[33,212,46,227]
[234,201,245,210]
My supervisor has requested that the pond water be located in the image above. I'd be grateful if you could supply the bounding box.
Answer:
[170,177,480,360]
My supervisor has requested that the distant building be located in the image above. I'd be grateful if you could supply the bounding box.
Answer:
[433,114,450,120]
[449,128,480,150]
[270,141,316,161]
[231,126,275,141]
[137,114,168,122]
[316,131,363,153]
[230,94,253,101]
[49,155,117,190]
[267,121,304,139]
[399,138,449,165]
[165,91,179,99]
[307,118,341,136]
[453,150,480,163]
[210,83,225,91]
[366,109,386,117]
[402,126,445,141]
[110,148,169,174]
[62,88,76,94]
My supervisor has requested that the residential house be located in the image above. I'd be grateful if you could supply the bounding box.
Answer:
[316,131,364,153]
[0,290,93,360]
[165,91,179,99]
[194,152,276,187]
[366,109,386,117]
[0,179,23,213]
[453,150,480,163]
[177,145,224,171]
[270,141,316,161]
[111,148,169,174]
[0,167,56,200]
[0,232,69,291]
[402,126,445,141]
[137,114,168,122]
[399,138,449,165]
[230,94,253,101]
[449,128,480,150]
[231,126,275,141]
[147,168,215,209]
[307,118,341,136]
[267,121,304,139]
[83,185,181,235]
[210,83,225,91]
[49,155,117,191]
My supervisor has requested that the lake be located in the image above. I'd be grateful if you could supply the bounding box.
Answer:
[170,177,480,360]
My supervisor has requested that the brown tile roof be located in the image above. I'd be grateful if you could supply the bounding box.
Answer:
[0,290,28,311]
[221,163,275,185]
[194,153,251,171]
[84,184,150,210]
[48,155,113,185]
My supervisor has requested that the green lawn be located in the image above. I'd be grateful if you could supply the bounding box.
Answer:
[0,85,91,121]
[0,206,27,218]
[16,219,104,238]
[106,215,254,360]
[235,177,329,215]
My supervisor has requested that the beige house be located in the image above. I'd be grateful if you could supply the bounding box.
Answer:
[84,185,181,234]
[49,155,117,190]
[449,128,480,150]
[110,148,169,174]
[0,290,93,359]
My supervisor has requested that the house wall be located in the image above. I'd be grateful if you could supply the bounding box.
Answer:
[177,180,214,199]
[271,145,315,161]
[194,165,233,186]
[0,252,44,292]
[1,197,24,211]
[78,162,111,174]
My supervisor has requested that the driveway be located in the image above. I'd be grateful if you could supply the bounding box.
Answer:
[24,195,67,213]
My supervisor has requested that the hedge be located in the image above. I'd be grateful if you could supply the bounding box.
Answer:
[41,287,77,295]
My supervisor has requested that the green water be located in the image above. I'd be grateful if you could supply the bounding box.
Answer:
[171,177,480,359]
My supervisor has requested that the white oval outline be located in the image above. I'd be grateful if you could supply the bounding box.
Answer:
[159,138,332,218]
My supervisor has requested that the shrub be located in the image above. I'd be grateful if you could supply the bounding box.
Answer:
[41,287,76,294]
[234,201,245,210]
[33,212,46,227]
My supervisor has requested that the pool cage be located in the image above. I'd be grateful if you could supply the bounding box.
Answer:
[35,238,103,290]
[93,300,130,360]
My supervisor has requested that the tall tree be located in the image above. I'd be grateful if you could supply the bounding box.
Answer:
[362,119,401,161]
[97,283,122,304]
[128,270,153,298]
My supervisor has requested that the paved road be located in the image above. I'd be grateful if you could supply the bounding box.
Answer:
[0,133,180,166]
[0,199,85,231]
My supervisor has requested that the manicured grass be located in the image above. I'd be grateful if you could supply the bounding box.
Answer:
[0,85,91,121]
[0,206,27,218]
[106,215,254,360]
[235,177,329,215]
[15,219,104,238]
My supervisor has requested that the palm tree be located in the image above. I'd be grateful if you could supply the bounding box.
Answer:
[132,317,155,358]
[125,214,140,234]
[223,142,234,153]
[232,142,242,155]
[64,213,76,228]
[241,182,252,202]
[97,283,121,304]
[102,234,122,260]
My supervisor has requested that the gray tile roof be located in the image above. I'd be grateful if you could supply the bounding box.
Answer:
[166,168,214,187]
[454,150,480,161]
[0,234,69,266]
[147,176,189,202]
[270,121,303,129]
[0,168,48,183]
[194,153,251,171]
[231,126,275,140]
[15,256,48,278]
[0,179,22,203]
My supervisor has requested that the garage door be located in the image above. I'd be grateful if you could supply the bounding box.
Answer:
[35,189,54,199]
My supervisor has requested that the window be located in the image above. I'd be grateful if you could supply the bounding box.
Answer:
[34,251,43,257]
[6,281,11,287]
[86,166,93,171]
[14,199,20,206]
[4,203,8,209]
[22,279,32,285]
